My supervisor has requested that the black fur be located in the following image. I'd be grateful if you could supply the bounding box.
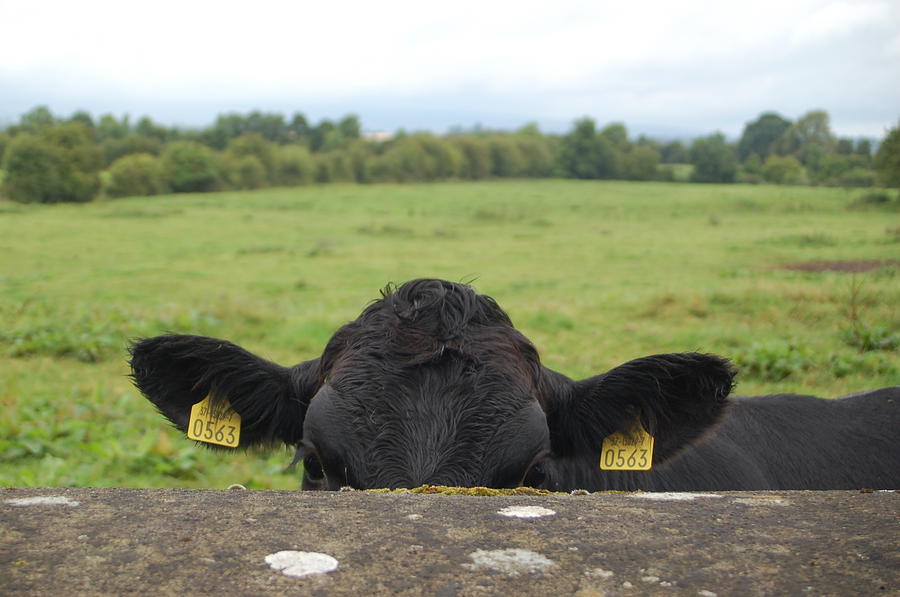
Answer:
[129,279,899,490]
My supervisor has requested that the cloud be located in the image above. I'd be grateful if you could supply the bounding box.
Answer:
[0,0,897,137]
[791,1,890,45]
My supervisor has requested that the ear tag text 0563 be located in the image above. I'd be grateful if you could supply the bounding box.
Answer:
[600,422,654,470]
[187,395,241,448]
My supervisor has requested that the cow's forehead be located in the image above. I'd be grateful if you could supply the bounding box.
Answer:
[320,279,538,379]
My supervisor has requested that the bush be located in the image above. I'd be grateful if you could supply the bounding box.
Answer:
[314,151,355,183]
[488,136,525,177]
[515,136,554,177]
[273,145,315,186]
[451,136,492,180]
[621,146,661,181]
[106,153,167,198]
[2,124,102,203]
[226,133,276,181]
[219,154,267,190]
[761,155,807,185]
[835,168,876,188]
[161,141,219,192]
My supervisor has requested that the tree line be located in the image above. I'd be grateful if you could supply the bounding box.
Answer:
[0,105,897,203]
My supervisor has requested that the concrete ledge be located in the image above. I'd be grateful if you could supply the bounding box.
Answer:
[2,487,897,596]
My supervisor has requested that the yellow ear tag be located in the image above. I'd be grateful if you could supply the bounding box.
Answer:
[187,395,241,448]
[600,422,654,470]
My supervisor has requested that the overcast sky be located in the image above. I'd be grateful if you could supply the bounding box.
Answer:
[2,0,898,139]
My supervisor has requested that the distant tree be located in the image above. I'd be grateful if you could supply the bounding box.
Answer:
[320,128,347,153]
[621,146,661,181]
[874,123,900,187]
[635,135,662,152]
[556,117,619,179]
[835,138,854,155]
[135,116,170,141]
[3,123,102,203]
[310,120,336,152]
[106,153,167,197]
[776,110,835,170]
[288,112,311,145]
[854,139,872,159]
[205,113,247,149]
[516,122,542,137]
[96,114,131,141]
[245,110,289,143]
[690,133,737,183]
[600,122,629,152]
[738,112,791,161]
[0,132,10,164]
[338,115,361,140]
[102,134,163,165]
[68,111,95,133]
[161,141,219,192]
[17,105,56,133]
[660,141,688,164]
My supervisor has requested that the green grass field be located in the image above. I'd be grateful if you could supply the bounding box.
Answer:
[1,180,897,489]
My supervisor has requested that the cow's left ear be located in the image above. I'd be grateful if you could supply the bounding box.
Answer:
[543,353,736,465]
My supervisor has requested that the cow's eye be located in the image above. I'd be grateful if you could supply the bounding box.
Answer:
[303,452,325,481]
[522,460,548,488]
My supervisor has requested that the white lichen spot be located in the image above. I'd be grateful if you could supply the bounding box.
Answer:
[699,591,718,597]
[622,581,634,588]
[465,549,554,576]
[497,505,556,518]
[631,492,723,501]
[660,581,673,587]
[5,496,80,507]
[641,575,660,583]
[406,514,423,521]
[265,551,339,578]
[734,497,789,507]
[585,568,615,579]
[227,484,247,490]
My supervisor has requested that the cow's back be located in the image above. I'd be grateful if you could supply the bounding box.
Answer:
[658,386,900,490]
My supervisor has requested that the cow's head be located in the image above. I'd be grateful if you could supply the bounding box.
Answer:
[130,279,735,490]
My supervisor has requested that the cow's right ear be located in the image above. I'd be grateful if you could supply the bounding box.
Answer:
[542,353,735,465]
[129,334,321,448]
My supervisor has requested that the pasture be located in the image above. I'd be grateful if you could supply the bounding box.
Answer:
[1,180,897,490]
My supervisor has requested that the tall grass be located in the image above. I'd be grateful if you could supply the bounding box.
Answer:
[1,180,897,488]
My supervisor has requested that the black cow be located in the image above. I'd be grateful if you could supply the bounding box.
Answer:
[130,278,899,491]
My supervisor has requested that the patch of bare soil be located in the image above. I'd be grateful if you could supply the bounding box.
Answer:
[780,260,900,273]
